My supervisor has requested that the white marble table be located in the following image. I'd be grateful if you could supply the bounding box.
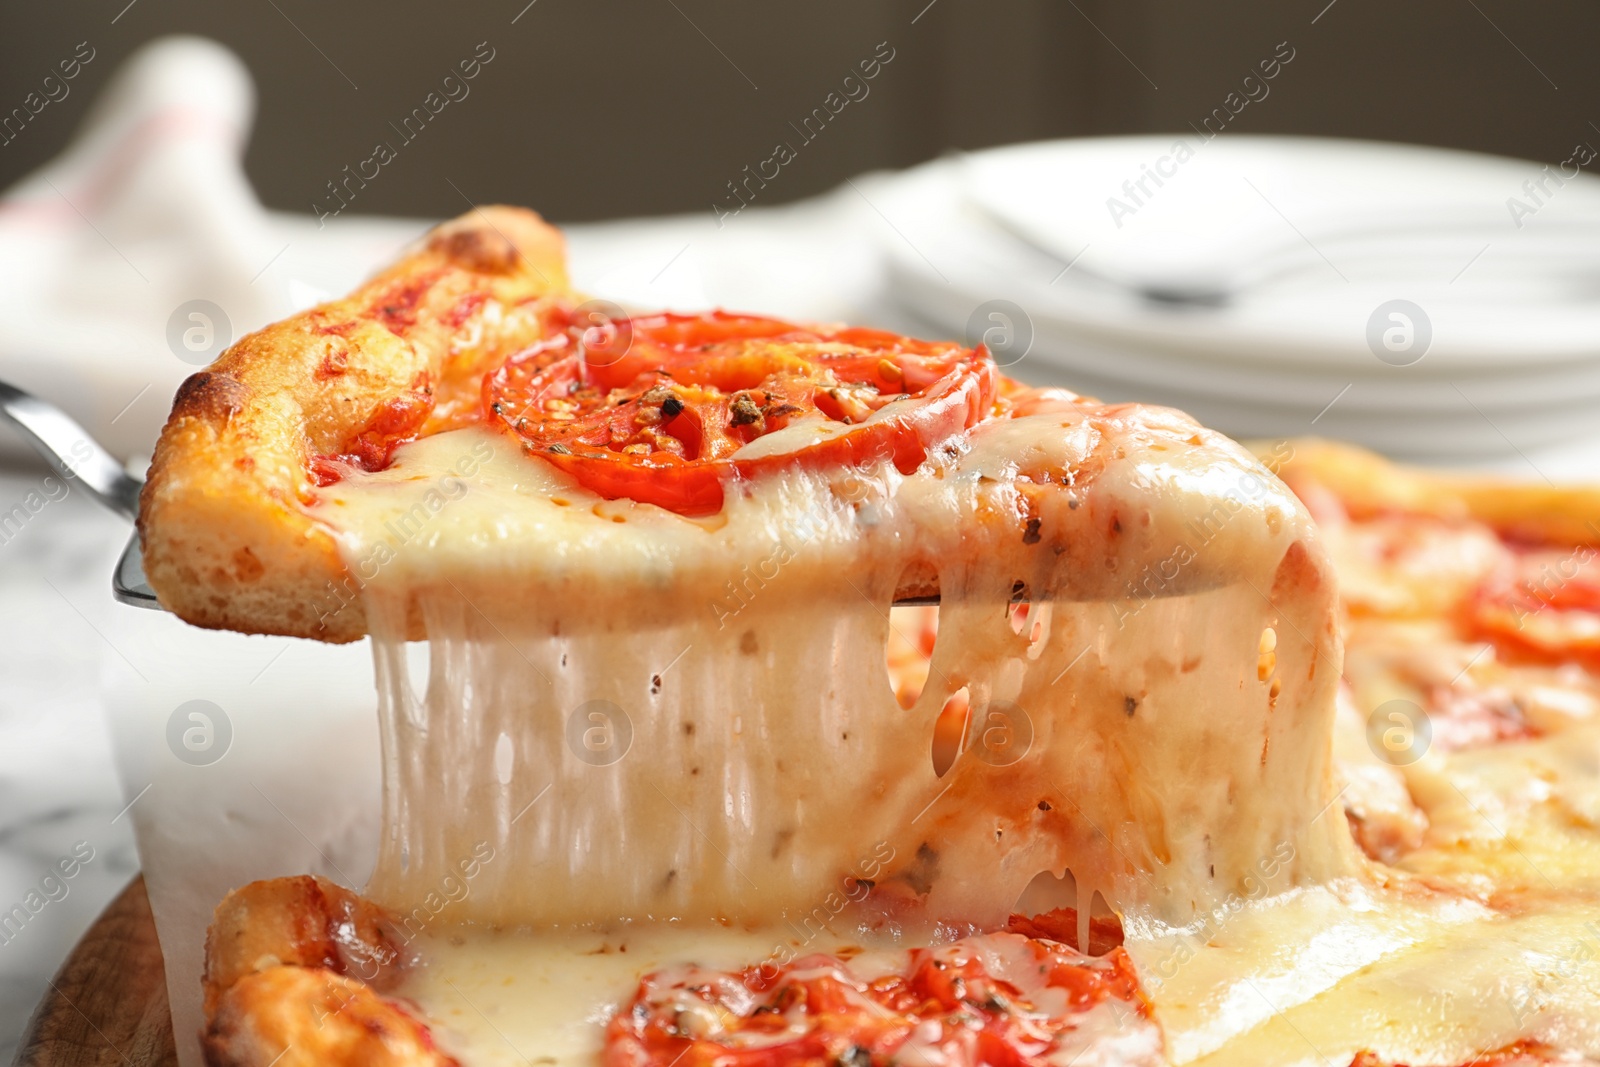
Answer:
[0,470,140,1061]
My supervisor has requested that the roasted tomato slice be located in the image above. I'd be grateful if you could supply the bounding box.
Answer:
[484,311,998,516]
[604,933,1153,1067]
[1467,544,1600,669]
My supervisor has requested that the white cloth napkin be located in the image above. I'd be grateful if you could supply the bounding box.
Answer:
[1,37,266,459]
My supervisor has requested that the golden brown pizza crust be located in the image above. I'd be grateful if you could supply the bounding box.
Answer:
[201,876,444,1067]
[204,965,454,1067]
[138,207,571,643]
[1256,437,1600,547]
[202,875,410,1015]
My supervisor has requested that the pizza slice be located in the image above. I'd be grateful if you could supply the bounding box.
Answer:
[137,206,569,642]
[135,209,1600,1067]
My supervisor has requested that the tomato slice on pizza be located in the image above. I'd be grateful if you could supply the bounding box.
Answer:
[1467,543,1600,670]
[483,310,998,515]
[605,933,1154,1067]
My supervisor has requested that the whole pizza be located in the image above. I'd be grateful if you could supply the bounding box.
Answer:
[137,208,1600,1067]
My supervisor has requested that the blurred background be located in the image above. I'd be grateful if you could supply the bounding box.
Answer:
[3,0,1597,222]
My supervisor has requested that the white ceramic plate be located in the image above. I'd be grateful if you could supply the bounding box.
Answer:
[872,139,1600,455]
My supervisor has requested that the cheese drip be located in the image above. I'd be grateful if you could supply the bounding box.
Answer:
[313,411,1357,935]
[310,413,1600,1066]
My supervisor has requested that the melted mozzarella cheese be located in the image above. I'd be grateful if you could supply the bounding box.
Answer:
[1181,901,1600,1066]
[307,415,1600,1065]
[402,924,1165,1067]
[1399,723,1600,890]
[1123,881,1493,1064]
[311,416,1353,938]
[401,925,904,1067]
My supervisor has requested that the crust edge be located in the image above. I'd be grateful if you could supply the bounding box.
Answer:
[1255,437,1600,546]
[137,206,571,644]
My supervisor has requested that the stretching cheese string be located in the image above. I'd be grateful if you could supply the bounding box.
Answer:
[314,414,1357,936]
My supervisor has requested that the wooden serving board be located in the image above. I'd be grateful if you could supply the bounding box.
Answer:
[15,876,178,1067]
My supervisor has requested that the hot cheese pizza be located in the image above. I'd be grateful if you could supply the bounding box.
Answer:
[136,208,1600,1067]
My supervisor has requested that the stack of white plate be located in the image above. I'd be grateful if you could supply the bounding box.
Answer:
[874,136,1600,457]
